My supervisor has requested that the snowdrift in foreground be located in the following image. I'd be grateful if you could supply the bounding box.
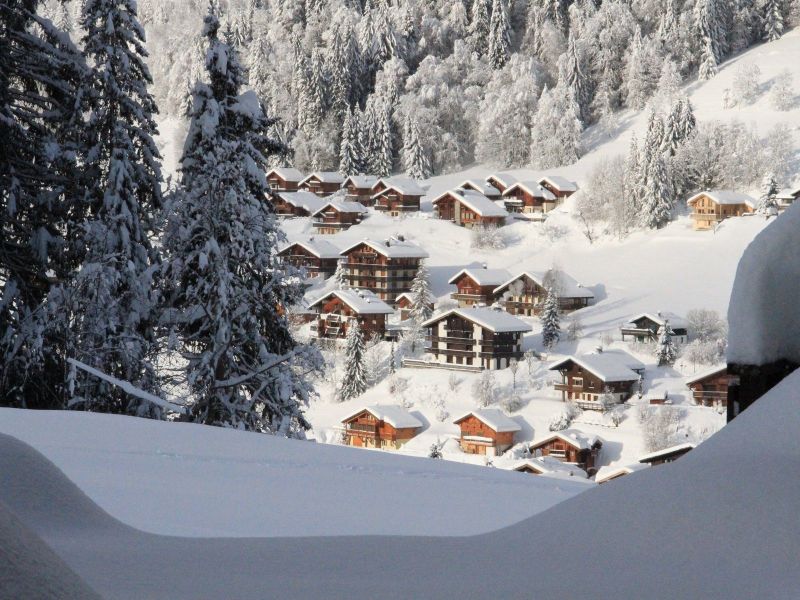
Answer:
[3,367,800,599]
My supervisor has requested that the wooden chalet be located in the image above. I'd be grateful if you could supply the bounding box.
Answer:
[550,350,645,409]
[493,270,594,316]
[458,179,502,199]
[530,430,604,476]
[339,237,429,305]
[372,177,426,216]
[537,175,578,203]
[342,174,379,206]
[621,312,689,345]
[453,409,521,456]
[432,189,508,229]
[638,443,694,466]
[776,186,800,212]
[686,190,755,230]
[266,167,303,192]
[341,405,422,450]
[298,171,345,196]
[395,292,433,321]
[594,463,647,484]
[272,190,327,218]
[277,237,341,278]
[422,307,531,370]
[307,289,394,339]
[448,267,511,308]
[686,365,730,407]
[485,173,518,194]
[502,180,557,215]
[513,456,587,479]
[311,199,367,234]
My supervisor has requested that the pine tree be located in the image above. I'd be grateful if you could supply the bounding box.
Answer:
[695,0,725,80]
[762,0,784,42]
[640,110,673,229]
[488,0,511,69]
[370,98,393,177]
[468,0,490,56]
[656,322,678,366]
[409,262,434,322]
[339,319,368,401]
[339,107,361,176]
[402,115,432,180]
[428,441,443,459]
[560,31,591,126]
[163,6,319,435]
[756,172,779,215]
[623,133,643,232]
[540,286,560,351]
[333,259,347,287]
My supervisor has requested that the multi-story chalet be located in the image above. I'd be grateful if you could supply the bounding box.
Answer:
[686,190,755,230]
[395,292,433,321]
[550,350,645,408]
[485,172,518,194]
[621,312,689,345]
[686,365,730,407]
[272,190,327,217]
[638,443,694,466]
[298,171,345,196]
[493,270,594,316]
[372,177,426,216]
[512,456,588,479]
[432,189,508,228]
[266,167,303,192]
[453,409,521,456]
[537,175,578,202]
[311,199,367,234]
[502,181,557,215]
[448,267,511,308]
[339,237,429,305]
[457,179,502,199]
[422,307,531,369]
[529,430,604,475]
[341,405,422,450]
[342,174,379,205]
[776,186,800,212]
[308,289,394,339]
[594,463,647,484]
[277,237,341,279]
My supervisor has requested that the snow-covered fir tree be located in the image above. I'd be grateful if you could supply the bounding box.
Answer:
[762,0,785,42]
[540,286,561,351]
[769,69,795,111]
[656,323,678,366]
[623,134,644,233]
[694,0,726,80]
[530,83,583,168]
[640,110,673,229]
[467,0,490,57]
[402,115,432,180]
[487,0,511,69]
[163,6,319,435]
[369,97,394,177]
[408,262,434,322]
[339,107,362,176]
[560,30,591,126]
[338,319,367,401]
[333,259,347,288]
[756,172,779,215]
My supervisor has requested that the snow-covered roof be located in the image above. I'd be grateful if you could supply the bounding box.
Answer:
[448,267,512,287]
[685,364,728,386]
[638,443,695,463]
[274,191,328,213]
[395,292,414,304]
[342,405,422,429]
[422,307,532,333]
[458,179,502,198]
[537,175,578,193]
[627,311,689,330]
[502,181,557,201]
[371,176,426,198]
[433,189,509,217]
[594,463,647,484]
[494,270,594,299]
[311,199,368,217]
[340,237,429,259]
[485,172,518,188]
[342,174,379,189]
[454,409,521,432]
[686,190,756,208]
[549,351,644,383]
[267,167,304,182]
[307,288,394,315]
[300,171,345,185]
[513,456,588,478]
[278,237,341,259]
[531,429,602,451]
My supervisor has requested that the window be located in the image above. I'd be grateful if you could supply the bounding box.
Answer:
[573,377,583,387]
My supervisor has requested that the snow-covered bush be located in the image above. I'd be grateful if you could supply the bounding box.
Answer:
[428,441,443,459]
[686,309,727,342]
[447,372,460,392]
[549,401,581,431]
[472,370,497,407]
[565,316,584,341]
[732,63,762,105]
[387,373,409,396]
[682,339,726,368]
[470,224,507,250]
[640,405,683,452]
[502,393,525,413]
[769,69,795,111]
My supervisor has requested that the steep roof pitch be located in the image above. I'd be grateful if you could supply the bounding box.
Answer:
[685,364,728,386]
[273,191,328,213]
[311,199,368,217]
[371,176,426,198]
[448,267,512,287]
[686,190,756,208]
[502,181,557,201]
[494,270,594,299]
[340,238,429,259]
[458,179,502,198]
[549,351,644,383]
[538,175,578,193]
[342,174,379,189]
[627,311,689,330]
[300,171,345,185]
[307,289,394,315]
[267,167,304,182]
[433,189,508,217]
[454,409,521,432]
[531,429,602,451]
[342,405,423,429]
[422,307,532,333]
[278,237,341,259]
[485,172,518,188]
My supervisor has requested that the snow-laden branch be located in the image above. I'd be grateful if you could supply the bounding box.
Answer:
[67,358,188,414]
[213,350,297,389]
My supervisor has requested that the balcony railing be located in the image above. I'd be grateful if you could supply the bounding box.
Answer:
[690,213,722,221]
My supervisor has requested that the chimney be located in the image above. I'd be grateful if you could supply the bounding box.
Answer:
[384,238,391,246]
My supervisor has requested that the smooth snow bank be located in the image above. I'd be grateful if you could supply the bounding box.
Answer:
[728,203,800,365]
[0,409,586,537]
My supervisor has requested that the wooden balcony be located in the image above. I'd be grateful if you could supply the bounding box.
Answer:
[690,212,722,221]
